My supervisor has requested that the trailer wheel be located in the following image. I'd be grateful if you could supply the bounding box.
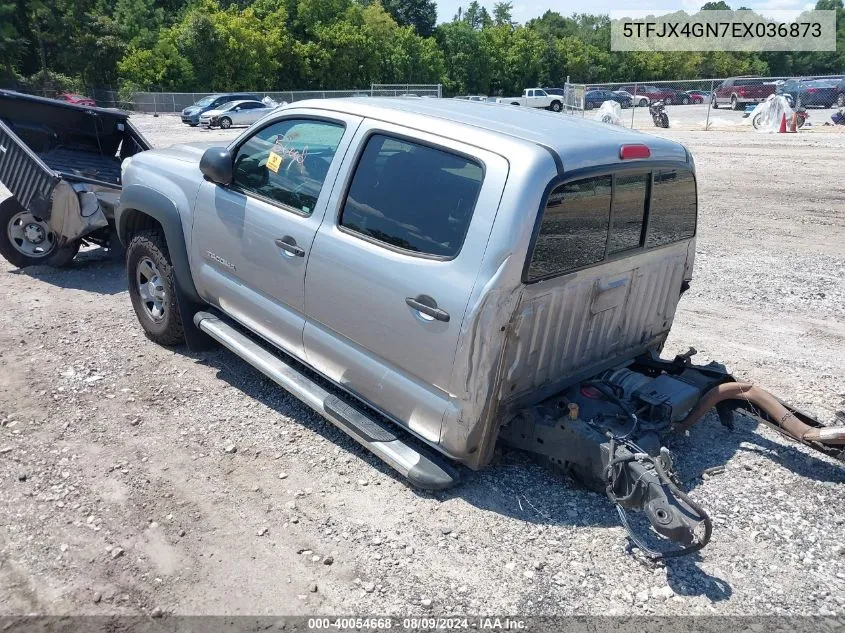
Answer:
[0,200,79,268]
[126,230,184,346]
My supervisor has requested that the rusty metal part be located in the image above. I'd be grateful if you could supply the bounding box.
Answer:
[674,382,845,446]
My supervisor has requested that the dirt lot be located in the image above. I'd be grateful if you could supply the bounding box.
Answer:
[1,114,844,617]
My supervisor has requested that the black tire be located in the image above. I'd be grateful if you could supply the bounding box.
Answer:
[731,95,740,110]
[837,94,845,107]
[126,230,184,346]
[189,123,198,127]
[681,96,690,105]
[550,100,562,112]
[0,198,80,268]
[660,113,669,128]
[585,102,593,110]
[712,95,719,109]
[752,113,762,130]
[219,117,232,129]
[639,98,648,107]
[664,96,673,105]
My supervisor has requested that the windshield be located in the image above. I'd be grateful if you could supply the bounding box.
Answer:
[195,96,216,107]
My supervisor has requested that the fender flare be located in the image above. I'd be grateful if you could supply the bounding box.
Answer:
[116,185,212,350]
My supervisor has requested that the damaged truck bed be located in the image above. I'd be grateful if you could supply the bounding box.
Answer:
[0,89,150,267]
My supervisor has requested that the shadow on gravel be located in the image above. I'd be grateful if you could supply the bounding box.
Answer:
[669,412,845,488]
[182,336,836,601]
[9,248,125,295]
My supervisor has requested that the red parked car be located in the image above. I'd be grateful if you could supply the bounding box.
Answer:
[711,77,775,110]
[57,92,97,107]
[618,85,691,105]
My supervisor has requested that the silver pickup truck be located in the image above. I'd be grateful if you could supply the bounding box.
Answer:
[116,98,844,558]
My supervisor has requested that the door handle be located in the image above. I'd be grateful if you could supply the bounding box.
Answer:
[275,236,305,258]
[405,295,450,323]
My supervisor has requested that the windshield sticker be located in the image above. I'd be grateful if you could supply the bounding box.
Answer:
[266,151,283,173]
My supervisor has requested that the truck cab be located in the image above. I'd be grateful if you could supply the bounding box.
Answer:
[118,98,694,468]
[116,98,845,556]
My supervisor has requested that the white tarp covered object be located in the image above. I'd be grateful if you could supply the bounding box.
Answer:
[594,100,623,126]
[749,95,794,133]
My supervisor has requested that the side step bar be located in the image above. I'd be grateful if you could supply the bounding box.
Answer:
[193,312,459,490]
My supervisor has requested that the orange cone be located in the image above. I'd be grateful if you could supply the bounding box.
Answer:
[778,114,787,133]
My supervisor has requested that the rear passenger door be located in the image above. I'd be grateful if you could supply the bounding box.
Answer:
[303,124,508,444]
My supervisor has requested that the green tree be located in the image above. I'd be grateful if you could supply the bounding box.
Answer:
[0,1,26,80]
[493,2,513,27]
[381,0,437,37]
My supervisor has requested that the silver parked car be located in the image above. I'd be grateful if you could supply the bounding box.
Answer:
[199,100,275,129]
[115,98,844,559]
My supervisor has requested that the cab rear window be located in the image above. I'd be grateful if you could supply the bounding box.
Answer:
[526,168,696,282]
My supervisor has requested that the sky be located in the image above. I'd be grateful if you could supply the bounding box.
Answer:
[435,0,820,24]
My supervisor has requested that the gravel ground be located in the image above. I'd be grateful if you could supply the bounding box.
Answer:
[0,114,843,617]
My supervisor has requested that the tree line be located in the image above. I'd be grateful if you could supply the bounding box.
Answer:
[1,0,843,98]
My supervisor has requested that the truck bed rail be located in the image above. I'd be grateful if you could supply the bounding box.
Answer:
[0,119,59,217]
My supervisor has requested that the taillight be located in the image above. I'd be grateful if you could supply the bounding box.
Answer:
[736,87,746,96]
[620,144,650,160]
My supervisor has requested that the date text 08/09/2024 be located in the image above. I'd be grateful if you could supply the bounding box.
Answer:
[307,618,527,630]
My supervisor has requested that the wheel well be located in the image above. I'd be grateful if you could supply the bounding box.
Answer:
[121,209,164,245]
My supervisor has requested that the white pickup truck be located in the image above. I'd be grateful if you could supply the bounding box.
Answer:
[496,88,562,112]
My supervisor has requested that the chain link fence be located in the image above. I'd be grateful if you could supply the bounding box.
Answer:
[561,75,844,131]
[4,84,442,113]
[130,84,442,114]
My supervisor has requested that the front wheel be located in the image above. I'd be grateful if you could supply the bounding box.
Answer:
[126,230,184,346]
[0,200,80,268]
[639,98,648,107]
[837,94,845,107]
[681,96,690,105]
[664,96,673,105]
[219,117,232,129]
[752,112,763,129]
[712,95,719,109]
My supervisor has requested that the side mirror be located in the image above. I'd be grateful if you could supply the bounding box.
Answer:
[200,147,233,186]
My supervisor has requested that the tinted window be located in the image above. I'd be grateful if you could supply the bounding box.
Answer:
[735,79,764,86]
[232,119,345,215]
[527,176,612,281]
[609,173,648,254]
[646,170,697,248]
[339,134,483,257]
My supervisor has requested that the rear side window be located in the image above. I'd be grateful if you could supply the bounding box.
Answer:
[646,170,697,247]
[526,168,695,282]
[339,134,483,257]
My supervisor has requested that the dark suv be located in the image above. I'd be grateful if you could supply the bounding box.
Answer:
[181,93,260,126]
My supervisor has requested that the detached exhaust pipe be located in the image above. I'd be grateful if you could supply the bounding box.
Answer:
[674,382,845,447]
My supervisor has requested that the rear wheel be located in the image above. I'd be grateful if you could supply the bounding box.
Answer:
[219,117,232,129]
[681,96,690,105]
[0,201,79,268]
[550,100,562,112]
[126,230,184,346]
[639,98,648,107]
[712,95,719,109]
[837,94,845,107]
[731,95,740,110]
[664,95,674,105]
